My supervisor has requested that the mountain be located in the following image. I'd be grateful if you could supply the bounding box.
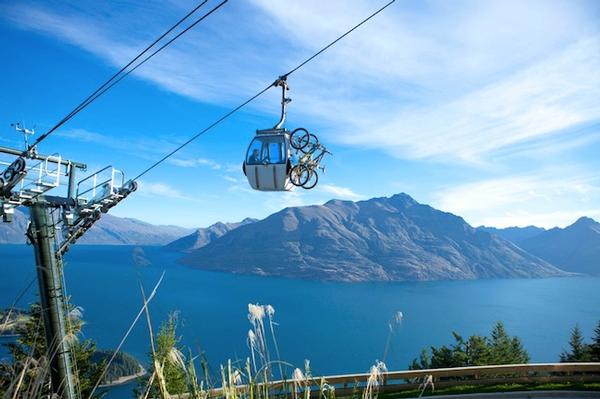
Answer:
[518,217,600,275]
[0,208,194,246]
[164,218,257,252]
[180,193,568,282]
[478,226,545,243]
[0,208,29,243]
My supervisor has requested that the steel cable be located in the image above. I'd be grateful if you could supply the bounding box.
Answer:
[132,0,395,181]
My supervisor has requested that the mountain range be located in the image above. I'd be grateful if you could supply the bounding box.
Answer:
[481,217,600,276]
[178,194,569,282]
[2,194,598,281]
[0,208,193,246]
[478,225,546,243]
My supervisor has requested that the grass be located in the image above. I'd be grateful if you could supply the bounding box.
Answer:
[0,308,30,335]
[379,382,600,398]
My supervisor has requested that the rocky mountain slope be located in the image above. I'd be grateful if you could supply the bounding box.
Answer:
[478,225,546,243]
[517,217,600,275]
[180,193,568,282]
[164,218,257,252]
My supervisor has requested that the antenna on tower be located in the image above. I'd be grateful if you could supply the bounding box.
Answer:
[11,122,36,151]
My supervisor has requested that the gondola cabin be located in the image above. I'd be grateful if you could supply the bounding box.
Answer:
[243,129,293,191]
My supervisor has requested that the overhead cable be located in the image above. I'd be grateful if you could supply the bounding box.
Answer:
[30,0,227,149]
[132,0,396,181]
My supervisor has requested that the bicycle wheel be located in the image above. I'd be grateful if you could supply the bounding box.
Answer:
[290,128,310,151]
[290,164,309,187]
[299,134,320,154]
[302,170,319,190]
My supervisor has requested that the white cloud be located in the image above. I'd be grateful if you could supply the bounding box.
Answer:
[479,209,600,230]
[251,0,600,162]
[4,0,600,227]
[318,184,363,201]
[5,0,599,164]
[433,172,600,228]
[170,157,221,170]
[137,180,202,202]
[222,175,239,183]
[264,190,307,213]
[337,36,600,162]
[56,128,181,161]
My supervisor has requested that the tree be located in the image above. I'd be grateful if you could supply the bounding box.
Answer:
[410,348,431,370]
[0,303,105,398]
[489,322,529,364]
[465,335,491,366]
[142,313,188,398]
[590,321,600,361]
[409,321,529,370]
[560,324,592,362]
[430,344,459,369]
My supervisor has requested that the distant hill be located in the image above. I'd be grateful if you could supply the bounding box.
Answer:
[165,218,257,252]
[179,193,567,282]
[0,208,194,245]
[0,208,30,243]
[478,225,546,243]
[91,350,145,385]
[518,217,600,275]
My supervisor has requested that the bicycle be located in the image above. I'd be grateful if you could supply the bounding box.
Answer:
[289,128,331,189]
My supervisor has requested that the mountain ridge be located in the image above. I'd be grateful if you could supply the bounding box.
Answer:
[164,217,257,252]
[478,225,546,243]
[0,208,194,246]
[517,216,600,275]
[178,193,569,282]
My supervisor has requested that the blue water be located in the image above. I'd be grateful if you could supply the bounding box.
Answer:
[1,244,599,398]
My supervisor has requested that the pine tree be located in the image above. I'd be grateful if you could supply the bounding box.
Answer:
[144,313,188,397]
[430,345,459,368]
[590,320,600,361]
[409,348,431,370]
[489,321,509,363]
[561,324,592,362]
[466,335,491,366]
[408,321,529,370]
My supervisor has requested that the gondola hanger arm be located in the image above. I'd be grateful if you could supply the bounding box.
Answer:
[273,76,291,129]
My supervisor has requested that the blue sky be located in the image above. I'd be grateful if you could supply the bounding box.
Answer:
[1,0,599,229]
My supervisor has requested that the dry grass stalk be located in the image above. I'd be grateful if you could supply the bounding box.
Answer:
[418,374,434,398]
[87,271,165,399]
[362,361,387,399]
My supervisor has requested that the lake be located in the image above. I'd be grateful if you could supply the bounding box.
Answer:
[1,244,599,398]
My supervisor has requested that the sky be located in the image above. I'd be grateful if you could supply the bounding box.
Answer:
[0,0,599,229]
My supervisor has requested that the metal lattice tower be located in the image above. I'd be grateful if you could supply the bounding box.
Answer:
[0,126,136,398]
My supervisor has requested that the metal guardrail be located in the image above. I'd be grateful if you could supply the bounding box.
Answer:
[185,363,600,399]
[76,165,124,203]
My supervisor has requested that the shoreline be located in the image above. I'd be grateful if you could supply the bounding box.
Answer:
[99,369,147,388]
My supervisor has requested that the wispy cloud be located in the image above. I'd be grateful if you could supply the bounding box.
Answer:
[318,184,362,200]
[252,0,600,163]
[170,157,221,170]
[4,0,600,227]
[338,36,600,163]
[5,0,599,164]
[137,180,202,202]
[56,128,179,159]
[222,175,239,183]
[433,171,600,228]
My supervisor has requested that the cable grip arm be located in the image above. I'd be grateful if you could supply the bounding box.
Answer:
[273,76,291,129]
